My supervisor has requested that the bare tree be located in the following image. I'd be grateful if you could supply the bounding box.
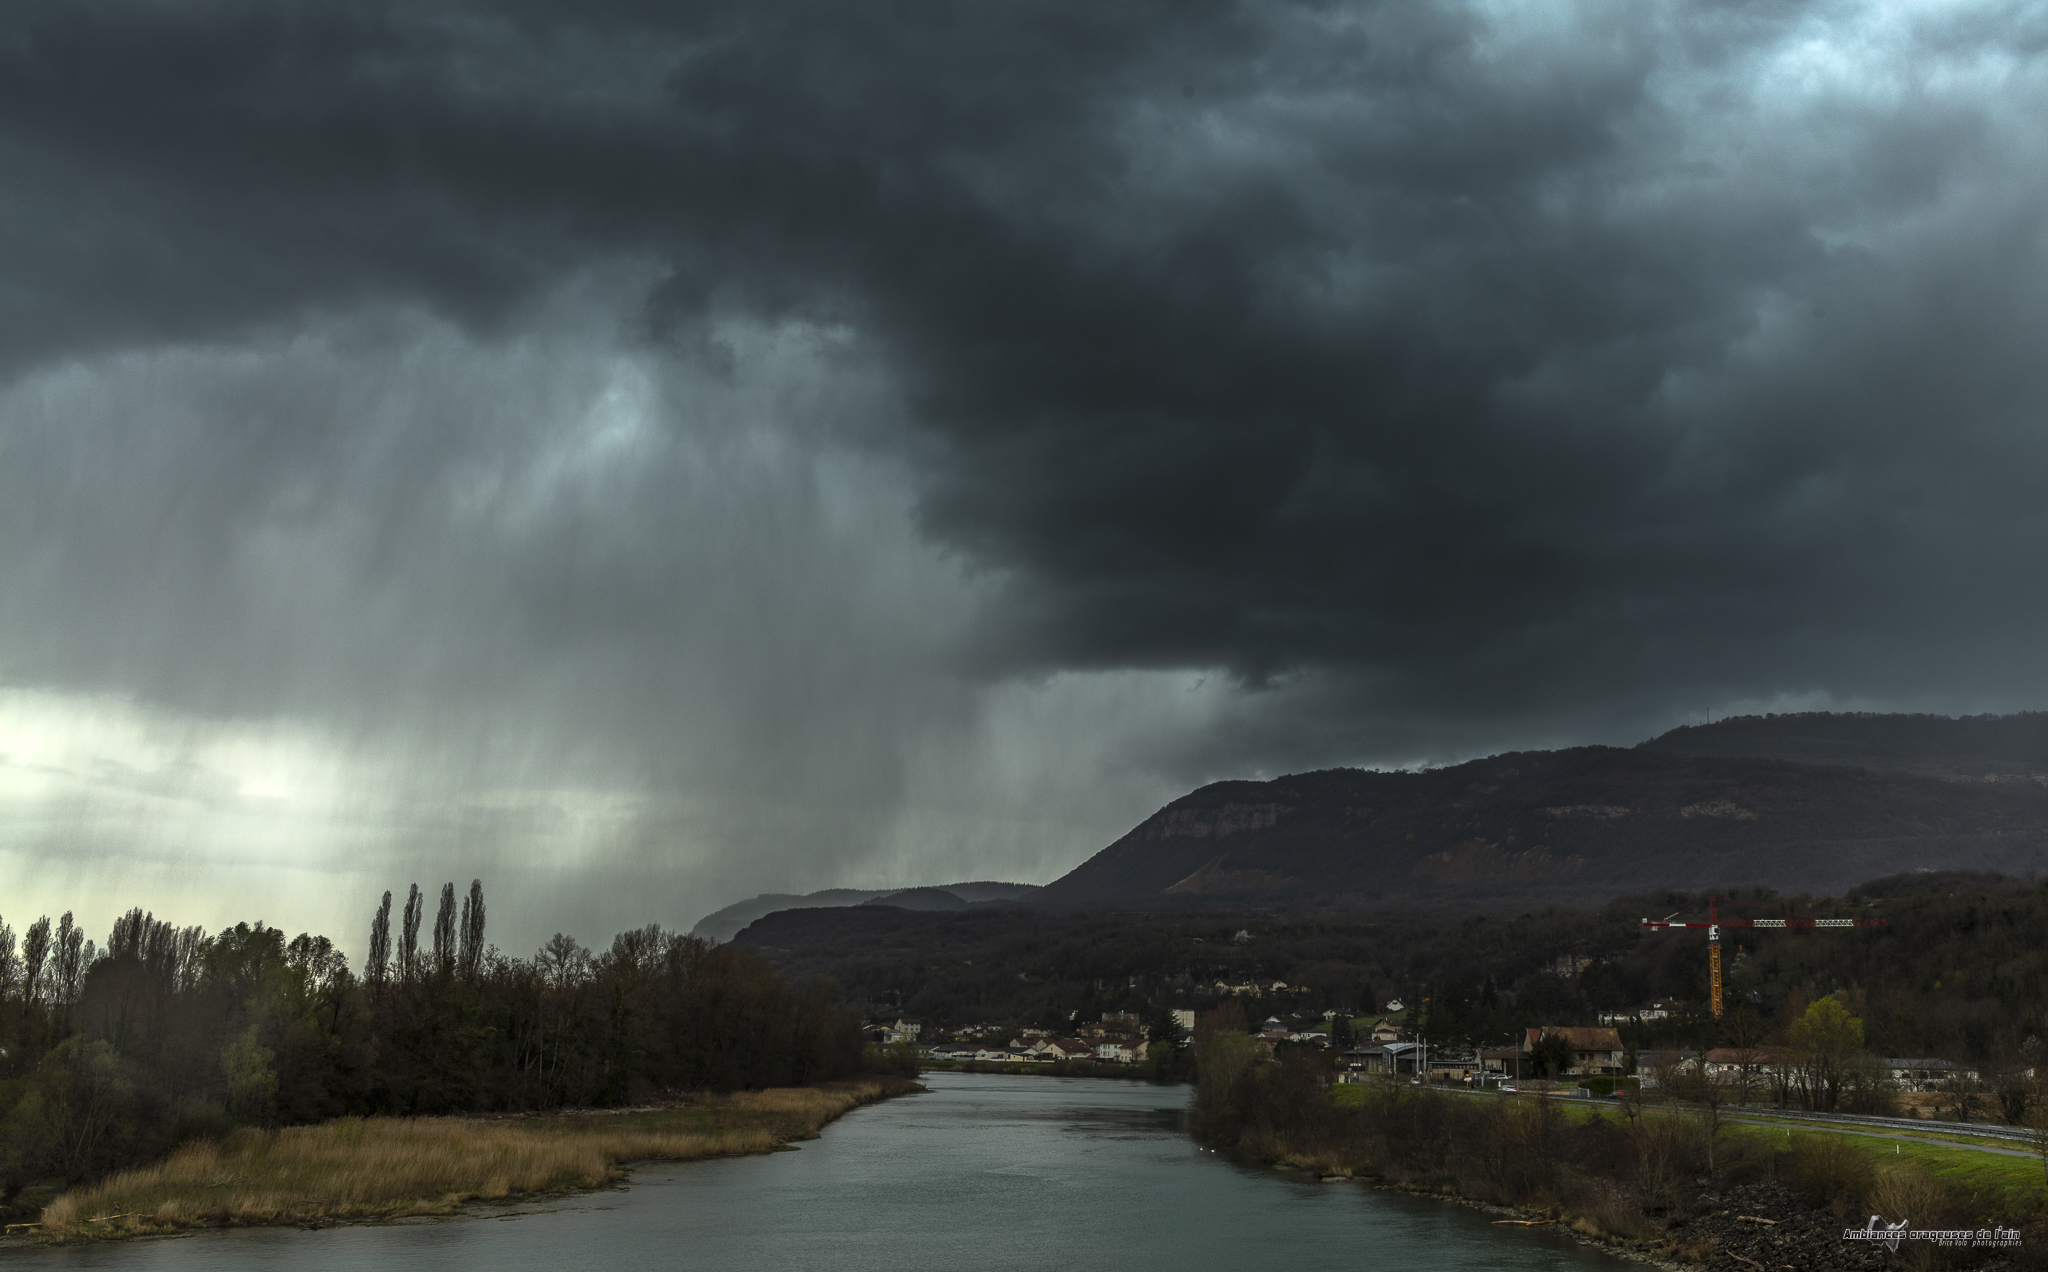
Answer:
[171,924,207,992]
[1616,1076,1644,1131]
[2025,1038,2048,1185]
[1694,1066,1730,1176]
[1643,1048,1684,1104]
[537,933,590,990]
[366,891,392,985]
[52,912,89,1018]
[22,915,50,1006]
[1988,1042,2034,1126]
[1938,1061,1987,1125]
[1722,1005,1769,1107]
[0,916,17,1000]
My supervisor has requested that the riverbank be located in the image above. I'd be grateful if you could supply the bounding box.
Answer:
[1194,1044,2042,1268]
[14,1075,921,1245]
[918,1058,1171,1081]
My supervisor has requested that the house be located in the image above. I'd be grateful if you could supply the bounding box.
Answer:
[1427,1052,1480,1082]
[1172,1009,1196,1030]
[1637,1050,1700,1088]
[1341,1043,1419,1077]
[1702,1048,1776,1079]
[1096,1039,1149,1063]
[972,1046,1039,1063]
[1524,1026,1626,1077]
[1369,1019,1406,1044]
[1887,1058,1978,1091]
[1598,998,1678,1026]
[1480,1044,1527,1079]
[1042,1038,1098,1060]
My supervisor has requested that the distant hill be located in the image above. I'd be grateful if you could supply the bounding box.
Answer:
[691,881,1041,943]
[1035,745,2048,907]
[1639,711,2048,778]
[859,887,970,912]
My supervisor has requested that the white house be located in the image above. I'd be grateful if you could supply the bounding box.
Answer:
[1886,1058,1977,1091]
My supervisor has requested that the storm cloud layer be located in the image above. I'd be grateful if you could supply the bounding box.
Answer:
[4,0,2047,948]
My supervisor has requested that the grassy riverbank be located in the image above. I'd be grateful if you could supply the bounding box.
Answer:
[25,1076,920,1243]
[1199,1042,2045,1266]
[1333,1084,2047,1207]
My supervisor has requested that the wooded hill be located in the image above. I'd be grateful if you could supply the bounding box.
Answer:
[734,870,2048,1075]
[690,882,1042,944]
[1034,719,2048,908]
[1639,710,2048,778]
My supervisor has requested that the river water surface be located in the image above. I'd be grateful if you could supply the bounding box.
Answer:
[6,1072,1622,1270]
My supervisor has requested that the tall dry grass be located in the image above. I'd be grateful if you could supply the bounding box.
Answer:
[39,1077,905,1241]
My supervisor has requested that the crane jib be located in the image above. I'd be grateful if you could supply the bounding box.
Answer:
[1637,918,1873,928]
[1636,906,1883,1018]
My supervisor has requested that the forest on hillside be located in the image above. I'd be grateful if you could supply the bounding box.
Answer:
[740,870,2048,1071]
[1640,710,2048,776]
[0,882,863,1211]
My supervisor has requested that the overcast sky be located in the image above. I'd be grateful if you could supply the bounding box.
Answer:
[5,0,2047,958]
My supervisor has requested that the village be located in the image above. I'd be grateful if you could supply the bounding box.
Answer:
[871,996,2000,1121]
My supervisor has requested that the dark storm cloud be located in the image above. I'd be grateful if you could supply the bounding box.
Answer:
[5,0,2048,761]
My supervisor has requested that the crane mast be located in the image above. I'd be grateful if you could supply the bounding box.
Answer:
[1640,896,1884,1018]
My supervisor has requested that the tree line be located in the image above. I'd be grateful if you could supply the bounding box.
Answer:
[0,882,865,1204]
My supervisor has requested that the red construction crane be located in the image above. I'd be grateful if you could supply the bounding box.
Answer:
[1639,896,1887,1019]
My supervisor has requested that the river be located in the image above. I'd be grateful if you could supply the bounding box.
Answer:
[4,1072,1622,1270]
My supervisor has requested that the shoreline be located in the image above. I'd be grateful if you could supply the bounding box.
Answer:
[1266,1162,1685,1270]
[918,1059,1175,1082]
[1227,1083,2038,1270]
[6,1075,923,1247]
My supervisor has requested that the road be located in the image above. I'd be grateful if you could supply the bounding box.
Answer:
[1410,1081,2044,1158]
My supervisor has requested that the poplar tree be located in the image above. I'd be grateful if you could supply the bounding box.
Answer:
[399,884,423,980]
[367,891,392,985]
[459,879,485,977]
[432,883,457,976]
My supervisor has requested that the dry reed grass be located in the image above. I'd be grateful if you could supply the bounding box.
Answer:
[39,1077,906,1242]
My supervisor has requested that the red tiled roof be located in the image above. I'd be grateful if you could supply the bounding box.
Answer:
[1526,1026,1625,1051]
[1704,1048,1775,1064]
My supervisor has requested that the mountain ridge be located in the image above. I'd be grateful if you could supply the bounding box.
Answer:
[1036,715,2048,907]
[691,881,1041,943]
[1638,710,2048,778]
